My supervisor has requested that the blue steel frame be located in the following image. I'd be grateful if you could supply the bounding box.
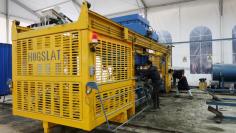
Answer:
[207,88,236,94]
[206,98,236,121]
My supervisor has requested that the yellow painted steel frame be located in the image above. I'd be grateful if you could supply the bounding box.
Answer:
[87,6,172,92]
[11,2,170,133]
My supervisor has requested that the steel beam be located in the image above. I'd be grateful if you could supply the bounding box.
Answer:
[207,100,236,107]
[164,37,236,45]
[148,0,198,8]
[0,11,37,22]
[219,0,223,16]
[10,0,41,18]
[72,0,81,13]
[6,0,9,43]
[72,0,81,8]
[140,0,147,18]
[34,0,71,12]
[140,0,147,8]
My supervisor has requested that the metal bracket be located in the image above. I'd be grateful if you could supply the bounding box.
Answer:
[206,97,236,123]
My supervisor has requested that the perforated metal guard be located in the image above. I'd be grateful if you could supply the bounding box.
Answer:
[94,38,133,118]
[15,31,81,121]
[95,86,132,117]
[95,40,132,83]
[16,81,81,120]
[16,32,80,76]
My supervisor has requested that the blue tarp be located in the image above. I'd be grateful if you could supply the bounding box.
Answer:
[0,43,12,96]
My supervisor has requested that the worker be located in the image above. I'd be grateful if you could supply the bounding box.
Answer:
[177,72,193,98]
[169,69,193,98]
[145,60,161,109]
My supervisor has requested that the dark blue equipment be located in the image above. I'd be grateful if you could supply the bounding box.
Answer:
[111,14,158,41]
[209,64,236,94]
[206,64,236,123]
[135,54,149,66]
[0,43,12,96]
[213,64,236,82]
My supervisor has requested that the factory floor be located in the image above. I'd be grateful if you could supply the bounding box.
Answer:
[0,90,236,133]
[129,90,236,133]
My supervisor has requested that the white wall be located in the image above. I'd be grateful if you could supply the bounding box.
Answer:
[0,0,37,43]
[0,0,7,43]
[0,16,34,44]
[147,0,236,86]
[222,0,236,64]
[0,14,7,43]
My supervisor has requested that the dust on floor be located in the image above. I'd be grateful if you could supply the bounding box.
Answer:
[130,90,236,133]
[0,90,235,133]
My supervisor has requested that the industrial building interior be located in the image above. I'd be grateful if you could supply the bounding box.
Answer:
[0,0,236,133]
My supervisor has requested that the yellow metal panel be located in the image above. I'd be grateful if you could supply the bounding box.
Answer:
[79,29,93,129]
[94,85,133,117]
[91,30,135,128]
[12,18,86,129]
[14,81,82,119]
[14,23,81,41]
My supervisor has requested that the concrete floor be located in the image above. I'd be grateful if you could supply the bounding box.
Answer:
[130,90,236,133]
[0,90,236,133]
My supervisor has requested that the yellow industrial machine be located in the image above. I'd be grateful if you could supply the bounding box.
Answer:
[12,2,171,133]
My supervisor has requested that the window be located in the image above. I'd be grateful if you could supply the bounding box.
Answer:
[158,31,172,44]
[190,26,212,74]
[232,26,236,63]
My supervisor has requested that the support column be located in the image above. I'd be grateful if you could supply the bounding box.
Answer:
[140,0,148,19]
[43,121,50,133]
[42,121,56,133]
[219,0,224,63]
[6,0,9,43]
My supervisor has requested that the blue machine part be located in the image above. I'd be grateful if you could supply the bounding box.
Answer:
[111,14,149,26]
[135,54,149,66]
[0,43,12,96]
[212,64,236,82]
[111,14,158,41]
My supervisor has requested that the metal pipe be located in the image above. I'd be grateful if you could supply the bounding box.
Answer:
[97,88,111,130]
[101,87,141,101]
[164,37,236,45]
[96,95,149,131]
[105,96,146,117]
[113,105,149,132]
[95,95,147,119]
[97,78,135,86]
